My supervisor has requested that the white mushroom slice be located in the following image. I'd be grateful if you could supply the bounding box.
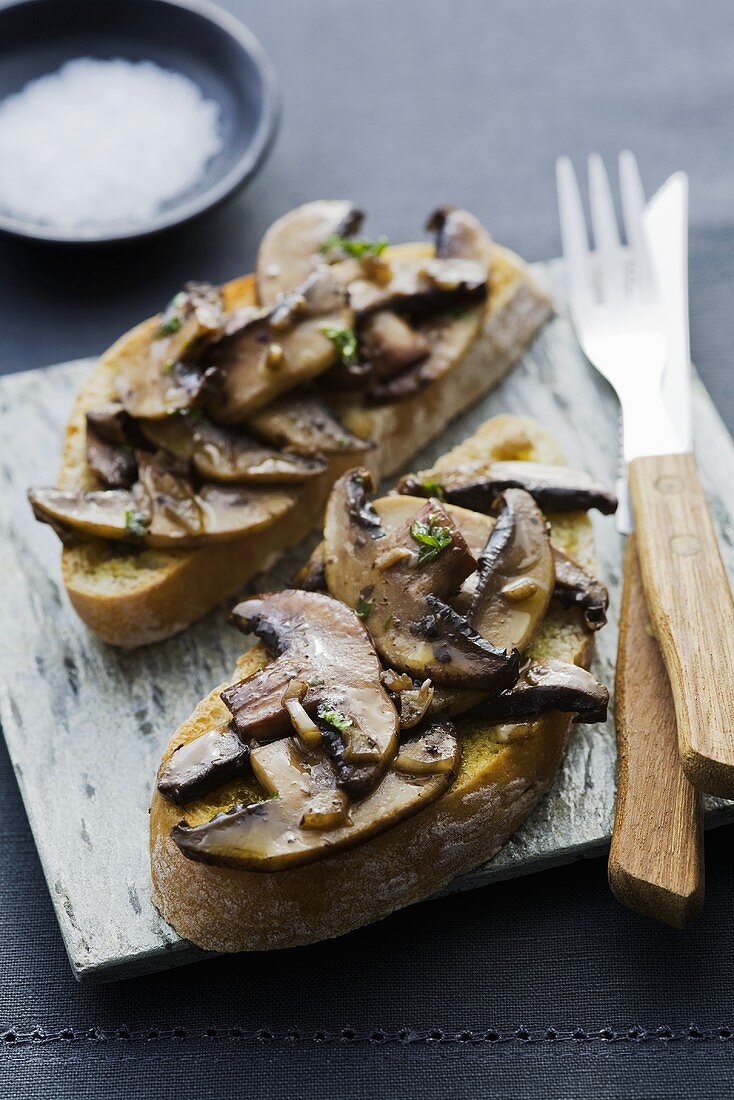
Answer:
[256,200,365,305]
[114,283,225,419]
[171,722,459,872]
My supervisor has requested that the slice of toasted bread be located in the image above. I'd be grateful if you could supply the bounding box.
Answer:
[56,243,552,647]
[150,414,598,953]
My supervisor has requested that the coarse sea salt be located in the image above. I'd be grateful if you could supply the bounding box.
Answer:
[0,58,223,233]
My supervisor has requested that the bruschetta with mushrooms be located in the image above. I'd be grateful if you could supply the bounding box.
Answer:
[150,414,613,953]
[28,202,551,647]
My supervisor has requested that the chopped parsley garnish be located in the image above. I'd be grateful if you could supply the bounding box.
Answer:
[156,291,188,338]
[317,705,354,735]
[320,234,389,259]
[320,324,359,366]
[124,509,147,539]
[355,596,373,618]
[410,514,453,565]
[383,614,394,632]
[421,478,445,500]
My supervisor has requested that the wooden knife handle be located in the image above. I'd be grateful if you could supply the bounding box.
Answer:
[608,534,704,927]
[629,451,734,796]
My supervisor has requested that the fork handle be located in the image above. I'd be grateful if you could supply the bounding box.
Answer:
[630,451,734,796]
[609,535,704,928]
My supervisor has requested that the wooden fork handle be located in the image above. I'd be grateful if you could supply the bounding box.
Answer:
[609,535,704,928]
[630,451,734,796]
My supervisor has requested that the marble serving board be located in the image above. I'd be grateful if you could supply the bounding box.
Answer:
[2,259,733,983]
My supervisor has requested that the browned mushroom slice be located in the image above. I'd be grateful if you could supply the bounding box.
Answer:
[466,489,554,654]
[85,403,132,445]
[366,207,494,403]
[139,415,325,484]
[171,723,459,872]
[349,253,488,319]
[223,590,399,793]
[29,460,296,548]
[399,460,618,515]
[85,427,137,489]
[381,670,435,730]
[426,205,495,269]
[29,486,147,543]
[552,547,609,630]
[157,727,249,805]
[359,311,429,380]
[471,659,609,724]
[256,200,365,306]
[205,270,353,422]
[323,470,520,691]
[247,391,371,456]
[114,282,225,419]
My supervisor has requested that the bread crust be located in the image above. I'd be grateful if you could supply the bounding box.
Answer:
[150,415,598,953]
[57,244,552,646]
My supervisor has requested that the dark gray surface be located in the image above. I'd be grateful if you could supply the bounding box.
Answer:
[2,1,734,1096]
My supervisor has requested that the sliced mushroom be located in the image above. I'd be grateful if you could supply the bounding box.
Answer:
[157,727,249,805]
[247,391,371,456]
[85,403,132,445]
[427,205,495,269]
[223,590,399,793]
[139,415,325,484]
[85,427,137,489]
[114,282,225,419]
[323,470,520,691]
[366,207,494,402]
[466,489,554,654]
[171,722,458,872]
[205,269,353,422]
[398,460,618,515]
[29,460,296,548]
[256,200,365,306]
[552,547,609,630]
[349,253,488,319]
[471,659,609,724]
[381,670,435,730]
[359,311,429,380]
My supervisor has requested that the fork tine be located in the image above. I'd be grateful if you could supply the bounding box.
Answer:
[619,150,654,294]
[588,153,624,301]
[555,156,592,310]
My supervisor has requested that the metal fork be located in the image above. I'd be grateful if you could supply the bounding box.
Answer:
[556,152,734,803]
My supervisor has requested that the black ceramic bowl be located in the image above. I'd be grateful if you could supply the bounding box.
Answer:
[0,0,280,245]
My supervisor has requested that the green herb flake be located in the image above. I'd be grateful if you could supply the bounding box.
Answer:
[355,596,373,619]
[421,478,445,500]
[383,614,394,632]
[156,291,188,338]
[307,674,325,688]
[317,705,354,735]
[320,233,389,259]
[320,324,359,367]
[410,513,453,566]
[124,509,147,539]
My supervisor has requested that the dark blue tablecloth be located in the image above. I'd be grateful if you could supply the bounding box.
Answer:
[2,2,733,1096]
